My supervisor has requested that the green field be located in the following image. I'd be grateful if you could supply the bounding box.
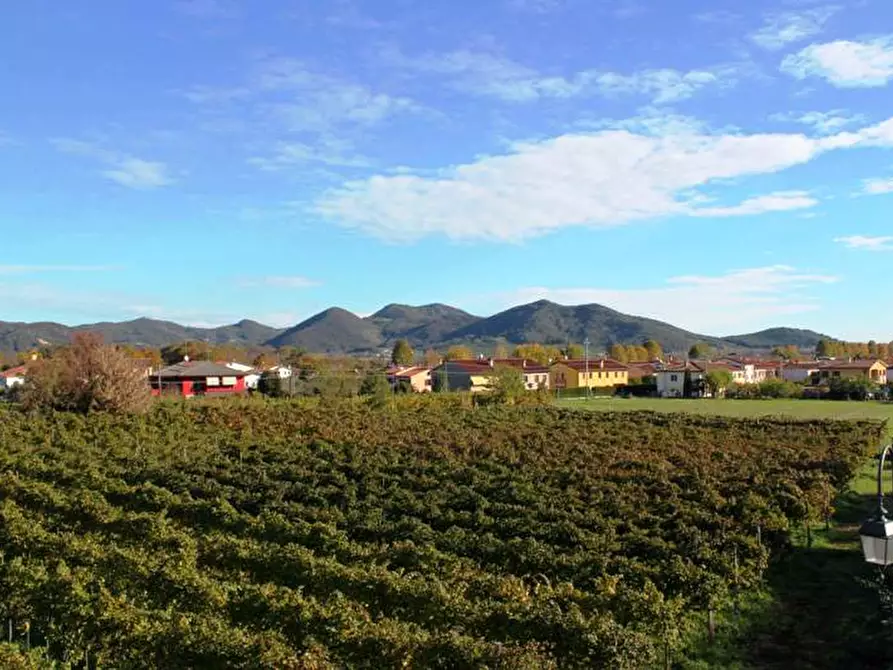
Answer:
[557,397,893,435]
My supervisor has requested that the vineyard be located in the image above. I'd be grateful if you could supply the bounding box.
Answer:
[0,399,884,668]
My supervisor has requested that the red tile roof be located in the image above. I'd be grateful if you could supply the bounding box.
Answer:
[554,358,628,372]
[821,359,887,370]
[0,365,28,379]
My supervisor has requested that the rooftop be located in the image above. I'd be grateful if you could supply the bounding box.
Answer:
[156,360,249,379]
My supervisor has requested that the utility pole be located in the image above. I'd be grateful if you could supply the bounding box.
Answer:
[584,337,591,398]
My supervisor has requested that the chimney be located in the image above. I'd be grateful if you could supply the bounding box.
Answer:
[183,355,190,362]
[600,359,605,369]
[489,358,494,368]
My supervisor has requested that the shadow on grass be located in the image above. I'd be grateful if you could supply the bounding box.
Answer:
[743,490,893,670]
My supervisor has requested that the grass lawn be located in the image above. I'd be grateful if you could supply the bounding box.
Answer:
[556,397,893,436]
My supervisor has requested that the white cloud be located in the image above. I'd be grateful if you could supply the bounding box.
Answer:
[238,276,321,289]
[486,266,836,333]
[102,159,172,189]
[862,177,893,195]
[782,36,893,87]
[689,191,818,217]
[771,109,865,134]
[834,235,893,250]
[51,139,173,189]
[315,113,893,242]
[749,6,838,50]
[0,265,119,274]
[249,140,371,170]
[175,0,238,19]
[386,48,734,103]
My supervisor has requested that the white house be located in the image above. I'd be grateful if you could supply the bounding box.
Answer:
[780,362,821,384]
[0,365,28,391]
[266,365,293,379]
[656,361,737,398]
[225,362,261,390]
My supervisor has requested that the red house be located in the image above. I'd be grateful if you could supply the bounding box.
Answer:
[150,360,248,398]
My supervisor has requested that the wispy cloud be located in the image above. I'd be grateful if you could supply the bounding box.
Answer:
[834,235,893,250]
[238,275,321,289]
[480,265,835,333]
[862,177,893,195]
[248,140,372,170]
[386,48,736,104]
[505,0,562,13]
[0,264,120,275]
[749,6,838,50]
[782,36,893,87]
[51,138,173,189]
[316,113,893,243]
[175,0,238,19]
[770,109,865,134]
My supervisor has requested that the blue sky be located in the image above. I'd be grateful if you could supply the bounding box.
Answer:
[2,0,893,339]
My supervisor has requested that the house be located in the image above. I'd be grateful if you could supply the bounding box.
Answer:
[489,358,550,390]
[266,365,293,379]
[150,360,249,398]
[222,361,260,389]
[129,358,156,379]
[780,361,822,383]
[656,361,735,398]
[0,365,28,390]
[550,358,628,390]
[753,361,781,382]
[430,359,496,393]
[814,359,887,385]
[388,366,433,393]
[627,362,658,384]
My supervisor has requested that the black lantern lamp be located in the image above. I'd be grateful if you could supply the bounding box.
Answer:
[860,444,893,566]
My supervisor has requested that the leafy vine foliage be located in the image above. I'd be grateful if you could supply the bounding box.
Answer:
[0,401,881,668]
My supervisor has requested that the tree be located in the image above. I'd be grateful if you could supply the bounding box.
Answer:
[359,372,393,408]
[565,343,585,360]
[704,369,733,397]
[772,345,800,361]
[21,332,151,414]
[424,349,441,367]
[253,353,276,369]
[688,343,713,360]
[445,345,474,360]
[512,343,559,365]
[258,371,285,397]
[391,340,414,366]
[493,342,510,359]
[488,365,526,404]
[609,344,629,363]
[643,339,663,361]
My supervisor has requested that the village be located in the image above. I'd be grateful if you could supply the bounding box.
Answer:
[4,348,887,400]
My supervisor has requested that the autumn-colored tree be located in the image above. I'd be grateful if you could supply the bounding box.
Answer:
[487,365,527,404]
[445,345,474,360]
[688,343,713,360]
[391,339,414,366]
[424,349,441,367]
[253,352,276,369]
[609,344,629,363]
[512,343,560,365]
[628,346,649,363]
[21,332,151,414]
[643,339,663,361]
[565,343,585,359]
[493,342,510,359]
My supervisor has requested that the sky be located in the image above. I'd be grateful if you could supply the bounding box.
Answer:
[1,0,893,339]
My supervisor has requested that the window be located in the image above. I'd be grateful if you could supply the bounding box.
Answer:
[670,374,678,382]
[221,376,237,386]
[206,376,220,386]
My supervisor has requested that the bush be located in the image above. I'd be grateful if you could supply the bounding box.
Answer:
[20,333,150,414]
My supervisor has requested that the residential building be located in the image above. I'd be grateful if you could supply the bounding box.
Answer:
[430,359,495,393]
[656,361,735,398]
[753,361,781,382]
[150,360,249,398]
[388,366,433,393]
[627,362,658,384]
[814,359,887,385]
[0,365,28,390]
[223,361,260,389]
[780,362,822,384]
[550,358,628,390]
[489,358,550,390]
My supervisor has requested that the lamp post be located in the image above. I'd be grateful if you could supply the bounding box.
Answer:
[859,444,893,566]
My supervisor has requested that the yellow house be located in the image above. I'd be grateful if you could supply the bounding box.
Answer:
[815,359,887,384]
[550,358,629,389]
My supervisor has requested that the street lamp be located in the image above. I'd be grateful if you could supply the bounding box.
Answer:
[859,444,893,566]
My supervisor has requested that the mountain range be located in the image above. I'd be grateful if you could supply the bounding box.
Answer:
[0,301,829,355]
